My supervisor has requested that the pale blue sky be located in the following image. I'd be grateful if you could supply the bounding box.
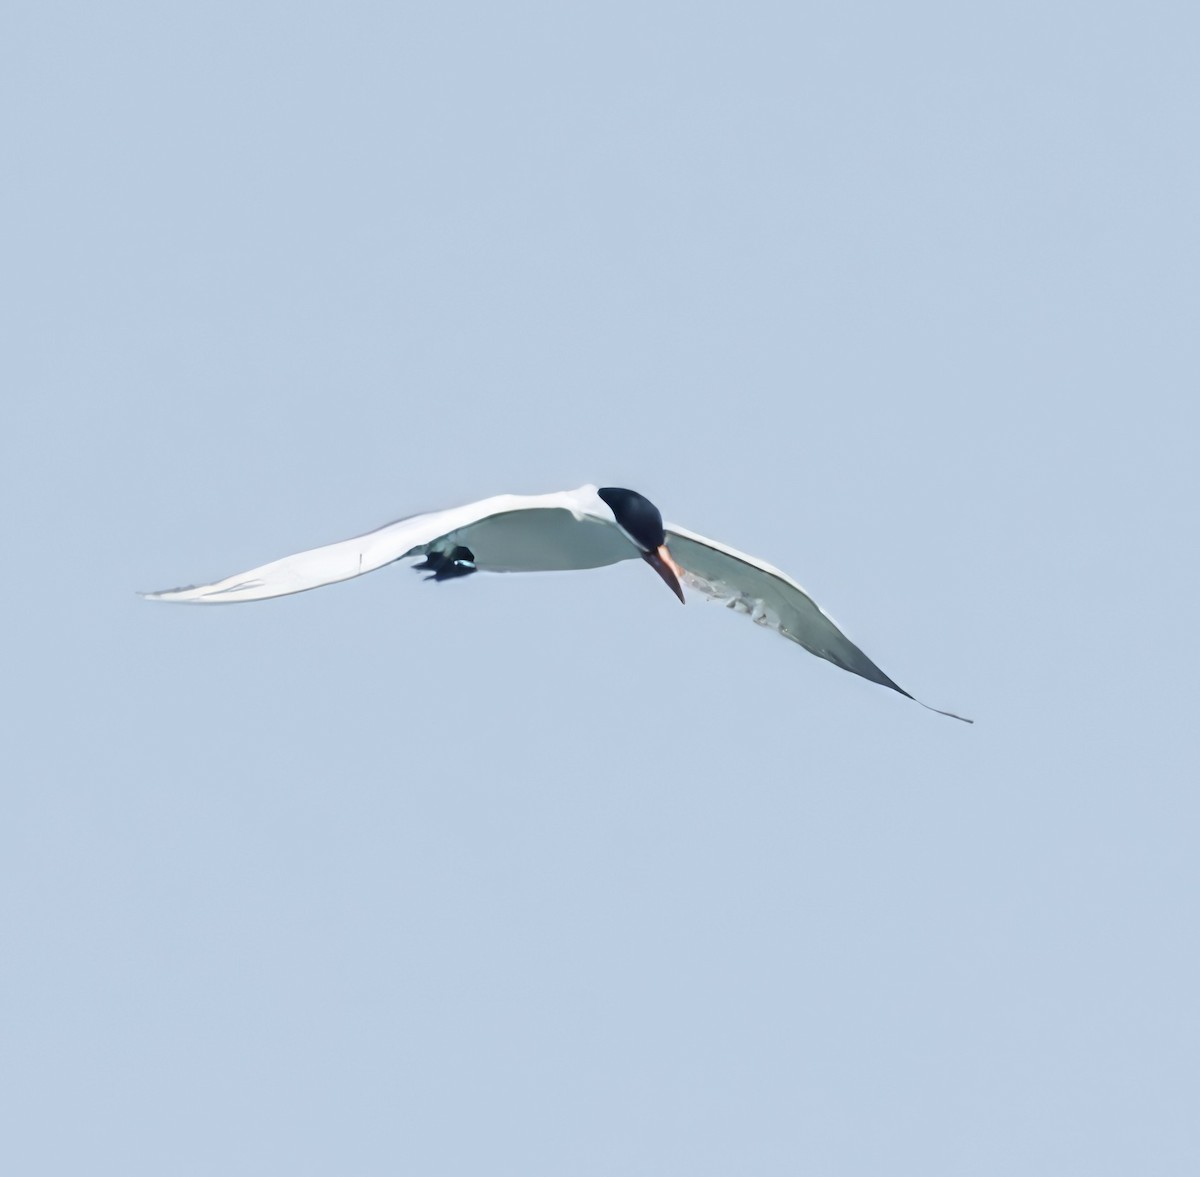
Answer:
[4,3,1198,1174]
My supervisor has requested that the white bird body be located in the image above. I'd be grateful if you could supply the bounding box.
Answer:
[145,483,971,722]
[144,487,632,602]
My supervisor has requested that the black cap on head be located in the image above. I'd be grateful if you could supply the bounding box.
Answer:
[597,487,666,552]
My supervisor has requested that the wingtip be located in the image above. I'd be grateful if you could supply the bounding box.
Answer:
[139,584,210,603]
[919,701,974,724]
[885,681,973,723]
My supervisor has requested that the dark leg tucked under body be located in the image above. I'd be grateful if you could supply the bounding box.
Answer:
[414,546,477,581]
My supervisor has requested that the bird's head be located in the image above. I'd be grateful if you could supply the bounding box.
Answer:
[597,486,686,603]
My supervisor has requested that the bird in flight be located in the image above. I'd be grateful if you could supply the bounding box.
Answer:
[144,484,971,722]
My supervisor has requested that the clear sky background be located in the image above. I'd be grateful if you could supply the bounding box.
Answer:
[4,3,1198,1174]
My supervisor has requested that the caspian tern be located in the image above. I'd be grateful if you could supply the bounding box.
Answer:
[144,484,971,722]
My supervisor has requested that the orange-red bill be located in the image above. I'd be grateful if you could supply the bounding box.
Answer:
[642,543,686,604]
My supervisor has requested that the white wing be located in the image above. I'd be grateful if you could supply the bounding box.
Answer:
[144,485,631,604]
[664,523,972,723]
